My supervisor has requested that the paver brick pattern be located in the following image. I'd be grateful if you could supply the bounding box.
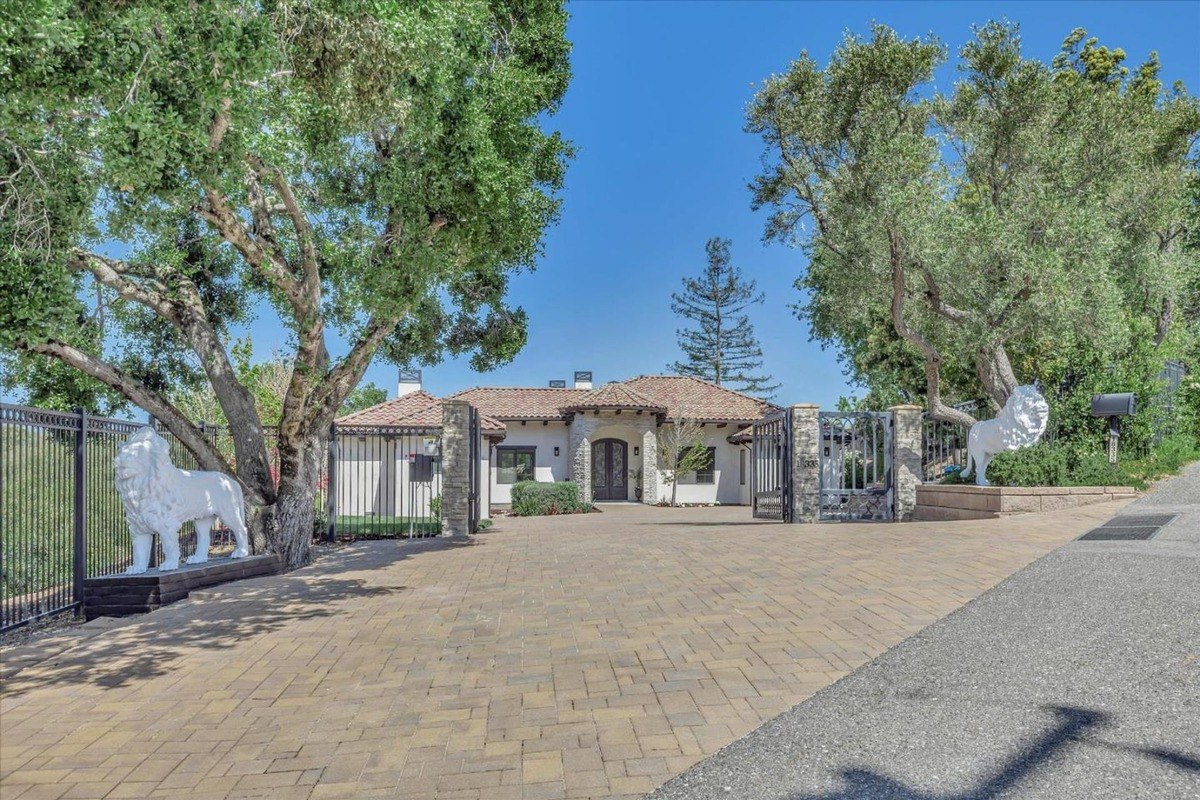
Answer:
[0,502,1125,800]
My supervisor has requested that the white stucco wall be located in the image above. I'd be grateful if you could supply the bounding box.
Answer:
[489,423,571,504]
[335,433,492,522]
[654,426,746,505]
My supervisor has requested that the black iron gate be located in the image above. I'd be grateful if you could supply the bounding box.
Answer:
[751,410,792,521]
[818,411,893,521]
[468,405,481,533]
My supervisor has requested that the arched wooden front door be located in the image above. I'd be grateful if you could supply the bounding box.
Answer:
[591,438,628,501]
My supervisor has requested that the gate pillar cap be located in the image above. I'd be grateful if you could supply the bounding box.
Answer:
[886,404,924,411]
[790,403,820,409]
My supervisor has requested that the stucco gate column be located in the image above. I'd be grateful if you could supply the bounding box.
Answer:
[440,400,471,538]
[789,404,821,523]
[889,404,924,521]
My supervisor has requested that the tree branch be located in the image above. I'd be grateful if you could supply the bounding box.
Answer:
[14,338,270,503]
[66,250,277,502]
[306,314,403,426]
[920,266,970,322]
[888,230,977,427]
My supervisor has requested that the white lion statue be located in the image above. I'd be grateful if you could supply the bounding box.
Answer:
[959,385,1050,487]
[114,426,250,574]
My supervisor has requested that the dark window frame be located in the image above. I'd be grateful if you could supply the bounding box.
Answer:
[739,448,746,486]
[678,446,717,485]
[496,445,536,484]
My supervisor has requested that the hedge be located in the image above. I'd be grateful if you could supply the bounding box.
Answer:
[511,481,590,516]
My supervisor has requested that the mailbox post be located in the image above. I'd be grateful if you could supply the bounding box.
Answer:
[1090,393,1136,466]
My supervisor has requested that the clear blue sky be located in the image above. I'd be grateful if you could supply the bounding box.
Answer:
[195,1,1200,406]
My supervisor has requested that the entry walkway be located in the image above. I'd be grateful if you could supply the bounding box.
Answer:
[1,502,1125,800]
[649,465,1200,799]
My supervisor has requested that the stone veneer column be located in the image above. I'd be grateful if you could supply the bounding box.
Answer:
[789,404,821,523]
[640,426,659,505]
[569,415,600,504]
[440,400,471,538]
[889,404,924,522]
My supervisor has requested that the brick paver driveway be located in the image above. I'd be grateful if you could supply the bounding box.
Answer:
[0,501,1126,800]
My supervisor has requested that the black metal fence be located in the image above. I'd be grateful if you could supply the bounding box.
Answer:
[1,403,446,633]
[922,401,993,482]
[818,411,893,521]
[750,410,792,521]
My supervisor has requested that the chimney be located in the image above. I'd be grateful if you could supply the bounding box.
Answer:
[548,379,567,388]
[397,368,422,397]
[574,371,593,390]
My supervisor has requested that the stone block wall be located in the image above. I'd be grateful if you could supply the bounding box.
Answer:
[789,404,820,523]
[914,484,1137,521]
[889,405,924,521]
[440,400,471,537]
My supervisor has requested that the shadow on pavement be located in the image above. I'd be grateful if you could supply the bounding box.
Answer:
[0,538,459,698]
[787,706,1199,800]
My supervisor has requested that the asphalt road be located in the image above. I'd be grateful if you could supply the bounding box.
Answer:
[649,463,1200,800]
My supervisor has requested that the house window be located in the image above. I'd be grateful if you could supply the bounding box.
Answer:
[678,447,716,484]
[496,446,535,484]
[740,449,746,486]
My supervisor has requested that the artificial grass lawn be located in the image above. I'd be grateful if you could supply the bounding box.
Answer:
[334,515,440,537]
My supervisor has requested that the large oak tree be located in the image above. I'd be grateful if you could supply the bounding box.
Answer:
[748,23,1199,426]
[1,0,572,568]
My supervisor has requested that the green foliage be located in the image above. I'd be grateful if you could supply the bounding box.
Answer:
[340,382,388,416]
[748,22,1200,414]
[1,1,573,566]
[974,433,1200,489]
[430,494,441,522]
[669,237,778,397]
[510,481,589,516]
[477,518,493,530]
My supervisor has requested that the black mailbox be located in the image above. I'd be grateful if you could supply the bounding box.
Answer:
[411,454,436,482]
[1091,393,1136,417]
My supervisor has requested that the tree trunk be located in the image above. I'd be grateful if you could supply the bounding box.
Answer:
[976,343,1018,409]
[671,476,678,508]
[246,431,323,570]
[263,478,315,570]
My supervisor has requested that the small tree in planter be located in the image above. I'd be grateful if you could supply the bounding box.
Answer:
[657,412,709,507]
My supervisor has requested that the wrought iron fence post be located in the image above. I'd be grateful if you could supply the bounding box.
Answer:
[325,422,337,542]
[72,406,87,608]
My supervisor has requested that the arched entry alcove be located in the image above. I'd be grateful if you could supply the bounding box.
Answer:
[591,438,628,501]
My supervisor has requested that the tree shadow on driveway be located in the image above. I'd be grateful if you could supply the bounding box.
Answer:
[0,537,460,698]
[785,706,1200,800]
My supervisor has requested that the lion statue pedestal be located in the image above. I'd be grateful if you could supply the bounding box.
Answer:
[114,426,250,574]
[959,385,1050,487]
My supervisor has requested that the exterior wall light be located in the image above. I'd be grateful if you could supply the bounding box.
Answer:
[633,446,639,456]
[554,446,560,456]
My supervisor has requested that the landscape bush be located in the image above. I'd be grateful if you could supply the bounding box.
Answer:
[945,434,1200,490]
[510,481,590,516]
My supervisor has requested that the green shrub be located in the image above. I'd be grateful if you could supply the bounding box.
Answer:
[511,481,589,516]
[430,494,441,521]
[985,441,1138,488]
[477,518,493,530]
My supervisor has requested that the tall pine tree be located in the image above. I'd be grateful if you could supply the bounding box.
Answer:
[669,237,778,398]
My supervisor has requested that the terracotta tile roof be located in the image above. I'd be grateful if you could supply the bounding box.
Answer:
[342,376,775,429]
[622,376,778,422]
[337,390,442,426]
[336,390,506,435]
[565,383,666,413]
[446,386,589,420]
